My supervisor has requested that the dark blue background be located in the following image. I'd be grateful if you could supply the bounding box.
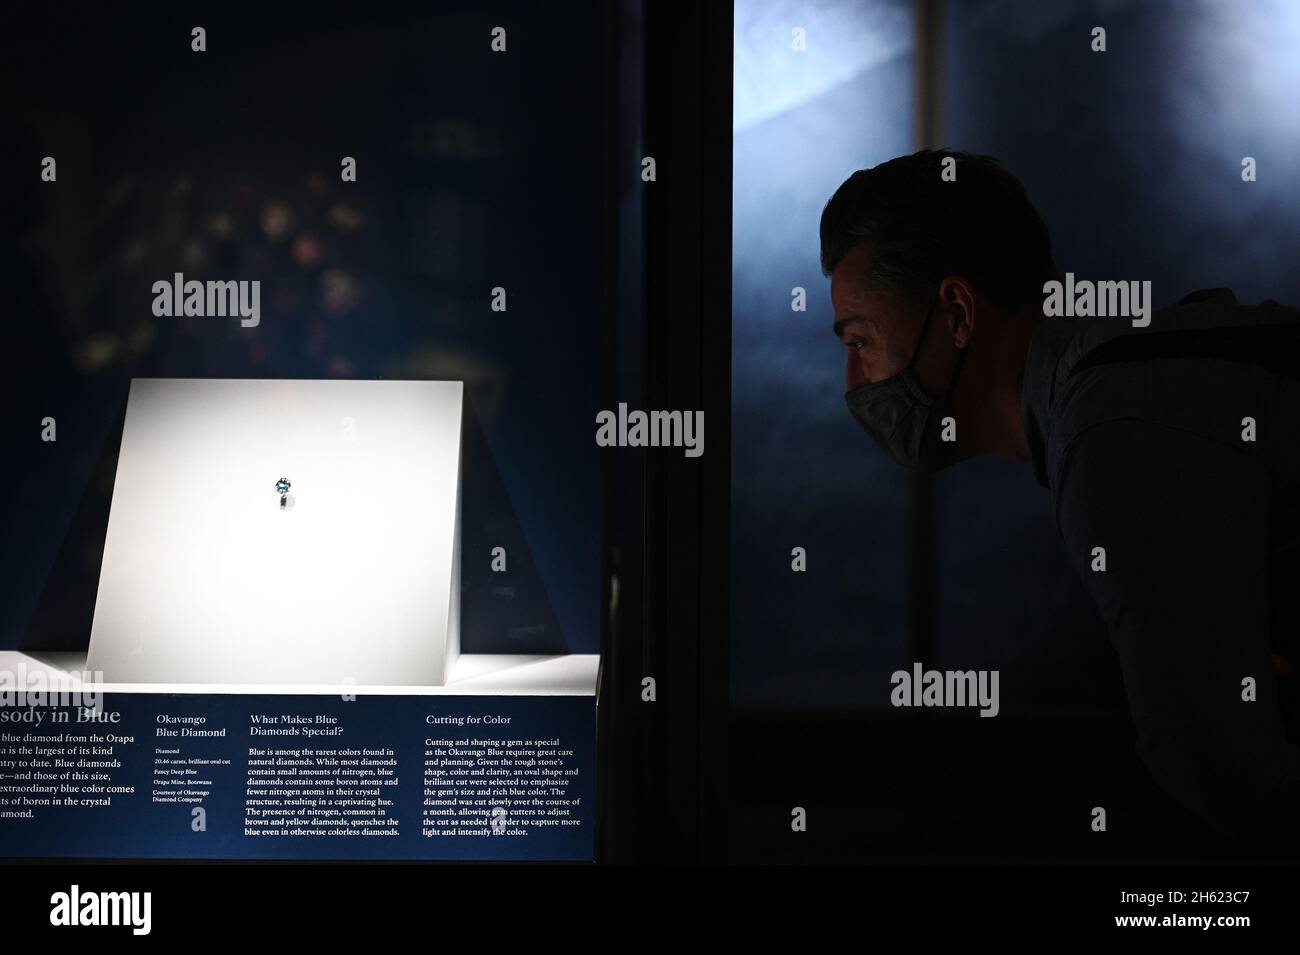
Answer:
[1,4,608,657]
[731,0,1300,714]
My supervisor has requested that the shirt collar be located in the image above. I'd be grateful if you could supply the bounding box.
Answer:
[1018,289,1241,488]
[1020,318,1084,488]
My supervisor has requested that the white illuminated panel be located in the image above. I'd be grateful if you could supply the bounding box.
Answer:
[87,378,462,686]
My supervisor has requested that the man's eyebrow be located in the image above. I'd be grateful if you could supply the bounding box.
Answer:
[833,315,875,338]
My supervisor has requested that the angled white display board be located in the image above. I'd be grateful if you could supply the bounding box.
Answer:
[87,378,463,686]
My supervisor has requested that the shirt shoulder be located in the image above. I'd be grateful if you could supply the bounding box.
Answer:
[1021,289,1299,491]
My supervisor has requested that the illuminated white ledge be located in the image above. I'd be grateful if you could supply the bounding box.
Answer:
[0,651,598,697]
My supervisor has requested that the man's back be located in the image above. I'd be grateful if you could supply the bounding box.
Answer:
[1021,289,1300,844]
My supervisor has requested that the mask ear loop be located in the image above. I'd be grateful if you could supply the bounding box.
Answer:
[909,292,970,401]
[874,294,944,454]
[927,330,970,468]
[921,295,970,467]
[905,294,941,373]
[944,336,969,400]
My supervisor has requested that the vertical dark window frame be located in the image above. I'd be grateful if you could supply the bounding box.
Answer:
[596,0,732,864]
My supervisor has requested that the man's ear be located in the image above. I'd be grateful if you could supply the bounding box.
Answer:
[938,276,978,348]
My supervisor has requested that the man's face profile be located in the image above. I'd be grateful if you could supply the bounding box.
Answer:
[831,242,955,396]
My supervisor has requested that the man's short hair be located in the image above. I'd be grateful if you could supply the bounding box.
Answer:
[819,149,1060,310]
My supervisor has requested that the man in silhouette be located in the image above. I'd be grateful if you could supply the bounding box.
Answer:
[823,149,1300,846]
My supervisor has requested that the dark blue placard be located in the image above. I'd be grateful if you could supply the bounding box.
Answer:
[0,694,594,861]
